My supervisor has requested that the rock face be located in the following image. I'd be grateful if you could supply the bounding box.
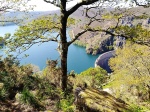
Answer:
[86,35,114,55]
[84,33,114,55]
[98,36,114,54]
[71,7,150,55]
[115,36,126,48]
[75,88,130,112]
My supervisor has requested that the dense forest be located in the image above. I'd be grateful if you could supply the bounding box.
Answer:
[0,0,150,111]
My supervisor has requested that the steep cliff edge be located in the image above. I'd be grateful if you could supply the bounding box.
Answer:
[69,30,114,55]
[70,7,150,55]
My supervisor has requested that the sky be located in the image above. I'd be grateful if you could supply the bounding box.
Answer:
[27,0,77,11]
[27,0,137,11]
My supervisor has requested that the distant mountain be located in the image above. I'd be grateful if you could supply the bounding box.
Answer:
[0,10,59,26]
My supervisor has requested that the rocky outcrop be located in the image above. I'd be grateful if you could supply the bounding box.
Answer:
[70,7,150,55]
[121,16,134,27]
[115,36,126,48]
[86,35,114,55]
[75,88,130,112]
[98,36,114,53]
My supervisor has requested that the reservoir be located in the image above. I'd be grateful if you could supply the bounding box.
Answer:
[0,25,99,74]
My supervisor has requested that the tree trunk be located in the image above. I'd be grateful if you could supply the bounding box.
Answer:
[60,43,68,91]
[60,1,68,92]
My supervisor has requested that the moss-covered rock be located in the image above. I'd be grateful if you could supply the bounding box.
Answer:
[76,88,130,112]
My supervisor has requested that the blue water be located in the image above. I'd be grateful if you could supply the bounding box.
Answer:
[0,25,99,74]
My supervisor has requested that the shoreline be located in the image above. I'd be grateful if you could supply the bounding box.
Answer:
[69,29,115,73]
[95,50,115,73]
[68,29,86,47]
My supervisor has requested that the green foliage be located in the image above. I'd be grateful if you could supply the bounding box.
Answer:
[115,25,150,45]
[72,67,107,89]
[73,40,87,47]
[20,89,39,107]
[0,88,8,100]
[109,42,150,87]
[42,60,62,87]
[108,42,150,109]
[76,88,130,112]
[102,13,123,20]
[6,15,76,53]
[0,56,60,110]
[128,105,145,112]
[106,45,114,50]
[57,94,75,112]
[0,56,38,97]
[37,77,60,100]
[0,36,3,41]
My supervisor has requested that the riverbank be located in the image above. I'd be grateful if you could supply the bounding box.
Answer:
[95,50,115,73]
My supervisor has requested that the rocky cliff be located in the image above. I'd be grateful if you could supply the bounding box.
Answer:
[70,7,150,55]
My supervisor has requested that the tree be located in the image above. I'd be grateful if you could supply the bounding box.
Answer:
[109,42,150,105]
[7,0,102,92]
[6,0,150,92]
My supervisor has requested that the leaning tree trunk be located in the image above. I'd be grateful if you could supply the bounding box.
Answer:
[59,1,68,92]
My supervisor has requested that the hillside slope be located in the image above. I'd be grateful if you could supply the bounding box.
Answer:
[70,7,150,55]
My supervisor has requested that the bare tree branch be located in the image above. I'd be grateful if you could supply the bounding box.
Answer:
[68,26,135,46]
[43,0,61,7]
[133,0,150,8]
[67,0,99,16]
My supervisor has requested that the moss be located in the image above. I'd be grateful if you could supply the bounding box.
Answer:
[77,88,130,112]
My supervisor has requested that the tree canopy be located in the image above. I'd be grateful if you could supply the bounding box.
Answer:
[108,42,150,108]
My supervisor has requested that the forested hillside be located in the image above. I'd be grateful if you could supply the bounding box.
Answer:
[0,0,150,111]
[70,7,150,55]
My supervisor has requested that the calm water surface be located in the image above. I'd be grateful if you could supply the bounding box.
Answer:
[0,25,99,73]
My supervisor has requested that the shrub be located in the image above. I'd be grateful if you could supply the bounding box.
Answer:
[56,94,75,112]
[72,67,108,89]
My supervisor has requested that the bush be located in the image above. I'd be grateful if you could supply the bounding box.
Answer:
[19,89,42,109]
[72,67,108,89]
[0,57,62,110]
[56,94,75,112]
